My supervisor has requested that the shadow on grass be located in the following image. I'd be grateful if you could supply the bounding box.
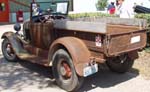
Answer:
[0,57,139,92]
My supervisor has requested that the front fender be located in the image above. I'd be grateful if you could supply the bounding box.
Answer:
[49,37,91,76]
[1,31,27,58]
[1,31,15,39]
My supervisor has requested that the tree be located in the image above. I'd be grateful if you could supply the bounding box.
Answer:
[96,0,108,10]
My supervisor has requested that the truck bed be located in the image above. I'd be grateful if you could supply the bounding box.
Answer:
[54,17,147,35]
[54,17,147,56]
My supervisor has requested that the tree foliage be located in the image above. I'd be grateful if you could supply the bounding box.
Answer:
[96,0,108,10]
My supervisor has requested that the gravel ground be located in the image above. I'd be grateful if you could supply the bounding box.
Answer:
[132,51,150,79]
[0,24,150,92]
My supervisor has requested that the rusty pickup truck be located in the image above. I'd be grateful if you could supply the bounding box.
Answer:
[1,0,147,92]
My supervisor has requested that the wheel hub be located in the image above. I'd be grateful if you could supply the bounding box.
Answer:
[60,62,72,78]
[6,44,11,52]
[119,55,127,64]
[6,44,14,56]
[60,66,67,76]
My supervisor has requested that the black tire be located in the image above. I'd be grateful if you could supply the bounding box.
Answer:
[2,38,18,62]
[106,54,134,73]
[52,49,83,92]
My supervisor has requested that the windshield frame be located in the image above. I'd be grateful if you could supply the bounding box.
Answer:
[30,0,69,20]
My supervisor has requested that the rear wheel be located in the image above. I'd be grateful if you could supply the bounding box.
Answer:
[52,49,83,92]
[106,54,134,73]
[2,38,18,62]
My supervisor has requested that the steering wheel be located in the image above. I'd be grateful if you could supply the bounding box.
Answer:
[38,10,66,22]
[38,8,53,23]
[38,15,51,23]
[52,14,66,19]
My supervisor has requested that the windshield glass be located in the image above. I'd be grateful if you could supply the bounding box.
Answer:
[32,1,69,16]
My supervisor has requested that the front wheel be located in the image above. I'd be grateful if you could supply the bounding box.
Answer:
[52,49,83,92]
[106,54,134,73]
[2,38,18,62]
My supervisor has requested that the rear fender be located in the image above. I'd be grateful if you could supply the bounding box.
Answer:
[49,37,91,76]
[128,51,139,60]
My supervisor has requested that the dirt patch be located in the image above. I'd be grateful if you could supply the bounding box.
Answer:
[132,50,150,80]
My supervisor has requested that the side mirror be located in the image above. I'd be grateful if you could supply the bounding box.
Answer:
[14,23,21,32]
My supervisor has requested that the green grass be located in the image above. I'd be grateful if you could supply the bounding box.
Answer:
[68,12,117,19]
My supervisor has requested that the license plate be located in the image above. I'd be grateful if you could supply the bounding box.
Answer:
[83,63,98,77]
[131,36,141,44]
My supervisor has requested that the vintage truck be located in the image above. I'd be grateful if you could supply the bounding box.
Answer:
[1,0,147,92]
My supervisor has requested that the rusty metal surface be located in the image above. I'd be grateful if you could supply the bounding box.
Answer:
[55,29,107,62]
[49,37,91,76]
[23,45,49,66]
[1,32,34,59]
[107,30,147,56]
[2,17,147,76]
[1,31,50,66]
[1,31,15,39]
[107,24,142,35]
[30,22,54,49]
[24,45,48,58]
[54,26,147,60]
[128,51,139,60]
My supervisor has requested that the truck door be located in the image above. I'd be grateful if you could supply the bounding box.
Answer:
[30,22,54,49]
[0,0,9,22]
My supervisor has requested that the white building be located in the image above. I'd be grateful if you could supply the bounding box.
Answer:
[72,0,98,13]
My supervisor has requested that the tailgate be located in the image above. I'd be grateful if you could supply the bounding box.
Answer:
[107,30,146,56]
